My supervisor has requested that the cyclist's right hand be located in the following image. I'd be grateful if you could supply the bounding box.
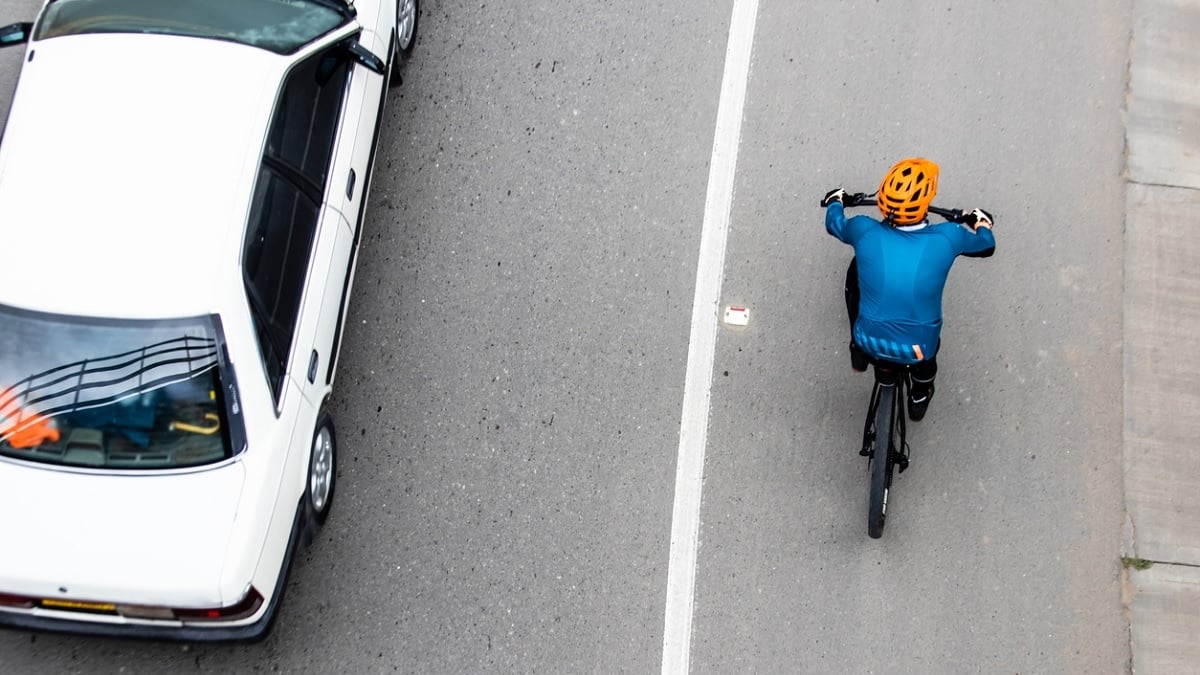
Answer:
[820,187,846,208]
[960,208,994,231]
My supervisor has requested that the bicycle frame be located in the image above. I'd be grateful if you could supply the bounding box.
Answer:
[862,361,912,538]
[861,363,910,470]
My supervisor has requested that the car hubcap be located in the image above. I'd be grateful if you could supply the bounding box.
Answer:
[397,0,416,51]
[310,426,333,512]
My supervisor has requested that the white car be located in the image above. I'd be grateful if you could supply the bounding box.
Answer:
[0,0,417,641]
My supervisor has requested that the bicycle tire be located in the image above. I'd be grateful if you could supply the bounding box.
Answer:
[868,383,894,538]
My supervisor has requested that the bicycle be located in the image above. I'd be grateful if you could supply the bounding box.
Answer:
[832,191,987,539]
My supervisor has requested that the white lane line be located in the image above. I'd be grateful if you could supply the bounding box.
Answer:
[661,1,758,673]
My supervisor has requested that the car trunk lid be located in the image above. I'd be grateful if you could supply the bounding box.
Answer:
[0,460,245,608]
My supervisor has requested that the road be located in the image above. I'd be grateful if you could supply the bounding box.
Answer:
[0,1,1131,672]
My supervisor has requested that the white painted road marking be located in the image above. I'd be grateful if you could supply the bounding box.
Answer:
[661,0,759,672]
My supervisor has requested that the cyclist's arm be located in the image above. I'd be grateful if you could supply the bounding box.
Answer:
[959,223,995,258]
[825,201,864,244]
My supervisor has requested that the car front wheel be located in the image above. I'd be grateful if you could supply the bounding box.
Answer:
[397,0,418,57]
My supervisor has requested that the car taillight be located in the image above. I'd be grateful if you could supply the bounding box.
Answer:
[0,592,36,609]
[173,587,263,622]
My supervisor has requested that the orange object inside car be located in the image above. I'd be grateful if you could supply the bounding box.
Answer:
[0,392,60,449]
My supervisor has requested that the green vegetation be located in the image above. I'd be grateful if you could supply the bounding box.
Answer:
[1122,556,1154,571]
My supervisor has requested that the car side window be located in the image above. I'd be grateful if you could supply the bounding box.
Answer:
[243,47,351,405]
[265,49,351,191]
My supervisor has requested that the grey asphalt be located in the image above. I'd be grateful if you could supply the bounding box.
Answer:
[0,0,1189,672]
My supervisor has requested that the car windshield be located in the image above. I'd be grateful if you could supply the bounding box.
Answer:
[0,305,245,470]
[34,0,347,54]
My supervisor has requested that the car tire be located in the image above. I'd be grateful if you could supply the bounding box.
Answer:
[307,410,337,527]
[396,0,418,59]
[389,0,418,87]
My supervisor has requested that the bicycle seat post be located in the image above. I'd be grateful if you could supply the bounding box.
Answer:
[872,363,902,387]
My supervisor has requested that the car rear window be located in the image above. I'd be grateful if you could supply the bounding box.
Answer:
[0,305,245,469]
[34,0,347,54]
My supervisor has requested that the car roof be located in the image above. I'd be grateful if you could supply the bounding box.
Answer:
[0,33,288,319]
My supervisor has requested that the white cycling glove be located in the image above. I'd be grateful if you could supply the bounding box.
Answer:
[963,208,994,230]
[820,188,846,208]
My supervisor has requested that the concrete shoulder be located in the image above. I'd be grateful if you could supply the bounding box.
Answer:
[1124,2,1200,673]
[1128,562,1200,674]
[1125,184,1200,567]
[1126,0,1200,188]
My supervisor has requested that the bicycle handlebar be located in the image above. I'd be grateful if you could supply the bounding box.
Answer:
[836,192,970,224]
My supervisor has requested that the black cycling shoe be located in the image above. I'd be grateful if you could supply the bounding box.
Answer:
[850,342,868,372]
[908,384,934,421]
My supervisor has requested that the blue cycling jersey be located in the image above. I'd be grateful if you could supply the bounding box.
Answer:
[826,202,995,364]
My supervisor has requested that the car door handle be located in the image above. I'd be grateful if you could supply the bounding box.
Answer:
[307,350,319,384]
[346,168,356,200]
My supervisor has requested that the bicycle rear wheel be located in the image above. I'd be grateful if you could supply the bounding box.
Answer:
[868,383,895,539]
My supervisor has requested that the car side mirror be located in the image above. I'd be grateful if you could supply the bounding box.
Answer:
[0,22,32,48]
[343,39,385,75]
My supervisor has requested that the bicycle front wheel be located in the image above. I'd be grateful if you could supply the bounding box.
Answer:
[868,384,894,539]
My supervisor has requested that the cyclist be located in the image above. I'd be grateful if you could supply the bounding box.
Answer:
[820,158,995,421]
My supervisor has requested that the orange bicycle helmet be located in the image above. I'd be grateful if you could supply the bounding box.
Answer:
[877,158,939,225]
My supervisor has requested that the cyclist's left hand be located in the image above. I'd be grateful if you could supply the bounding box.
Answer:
[961,208,994,231]
[820,188,846,208]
